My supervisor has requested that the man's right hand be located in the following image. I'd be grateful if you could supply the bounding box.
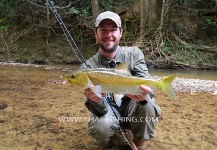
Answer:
[84,88,106,102]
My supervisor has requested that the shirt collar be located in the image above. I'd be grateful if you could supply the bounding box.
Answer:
[98,46,122,67]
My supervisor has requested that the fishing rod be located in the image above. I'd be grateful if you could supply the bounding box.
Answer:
[47,0,90,68]
[47,1,137,149]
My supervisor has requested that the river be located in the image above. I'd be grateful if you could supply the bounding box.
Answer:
[0,62,217,150]
[149,68,217,81]
[0,62,216,81]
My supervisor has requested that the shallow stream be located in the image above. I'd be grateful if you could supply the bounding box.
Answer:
[0,63,216,150]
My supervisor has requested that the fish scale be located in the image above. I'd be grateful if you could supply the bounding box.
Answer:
[86,70,159,94]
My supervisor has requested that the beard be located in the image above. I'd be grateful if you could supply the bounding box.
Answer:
[99,43,118,54]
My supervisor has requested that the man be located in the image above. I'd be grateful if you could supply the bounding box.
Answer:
[82,11,161,149]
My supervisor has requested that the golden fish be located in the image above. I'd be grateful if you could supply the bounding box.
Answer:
[64,63,177,99]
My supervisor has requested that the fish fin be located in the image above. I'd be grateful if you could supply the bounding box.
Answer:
[143,94,155,106]
[116,62,131,75]
[113,94,124,107]
[160,74,178,99]
[90,85,103,98]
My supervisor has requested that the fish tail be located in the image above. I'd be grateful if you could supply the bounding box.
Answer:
[159,74,177,99]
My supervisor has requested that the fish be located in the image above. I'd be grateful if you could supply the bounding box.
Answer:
[64,62,177,99]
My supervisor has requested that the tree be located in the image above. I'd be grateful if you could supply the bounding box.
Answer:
[0,0,216,68]
[91,0,100,21]
[140,0,162,35]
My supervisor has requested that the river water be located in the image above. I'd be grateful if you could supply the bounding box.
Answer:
[0,63,217,150]
[58,64,217,81]
[149,68,217,81]
[59,64,217,81]
[0,62,216,82]
[1,62,216,81]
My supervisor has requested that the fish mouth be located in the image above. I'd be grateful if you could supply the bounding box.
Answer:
[63,75,69,81]
[63,73,74,80]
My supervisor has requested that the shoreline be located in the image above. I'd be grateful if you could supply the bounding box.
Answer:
[1,61,216,94]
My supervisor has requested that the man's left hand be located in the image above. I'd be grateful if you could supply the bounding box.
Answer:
[126,85,151,102]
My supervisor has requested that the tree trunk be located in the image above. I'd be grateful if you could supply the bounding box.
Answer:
[91,0,100,21]
[46,0,50,46]
[140,0,162,35]
[140,0,145,34]
[155,0,175,40]
[164,0,175,30]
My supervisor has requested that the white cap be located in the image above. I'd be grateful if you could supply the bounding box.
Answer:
[95,11,121,28]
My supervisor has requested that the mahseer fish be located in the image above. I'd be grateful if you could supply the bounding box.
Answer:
[64,62,177,99]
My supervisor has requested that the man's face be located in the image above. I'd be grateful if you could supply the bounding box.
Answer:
[95,19,123,53]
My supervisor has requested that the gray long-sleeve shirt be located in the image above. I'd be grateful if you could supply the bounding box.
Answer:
[81,46,150,116]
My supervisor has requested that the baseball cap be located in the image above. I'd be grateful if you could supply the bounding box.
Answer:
[95,11,121,28]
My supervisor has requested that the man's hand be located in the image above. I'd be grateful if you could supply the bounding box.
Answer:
[126,85,151,102]
[84,88,106,102]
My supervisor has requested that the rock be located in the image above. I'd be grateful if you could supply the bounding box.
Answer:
[0,103,8,110]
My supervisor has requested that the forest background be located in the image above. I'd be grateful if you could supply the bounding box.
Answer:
[0,0,217,69]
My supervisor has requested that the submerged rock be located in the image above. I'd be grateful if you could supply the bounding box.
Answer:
[0,103,8,110]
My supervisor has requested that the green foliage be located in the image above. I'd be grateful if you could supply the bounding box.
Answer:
[98,0,132,11]
[0,19,8,31]
[0,0,215,68]
[69,7,80,15]
[163,42,176,54]
[197,13,217,34]
[203,17,217,28]
[163,46,170,53]
[69,7,90,18]
[68,0,91,19]
[0,0,24,16]
[197,0,217,3]
[99,0,115,10]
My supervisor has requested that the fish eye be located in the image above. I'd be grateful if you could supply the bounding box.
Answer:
[71,74,75,78]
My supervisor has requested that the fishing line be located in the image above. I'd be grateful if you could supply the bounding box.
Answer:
[105,96,137,150]
[47,0,90,68]
[0,34,30,84]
